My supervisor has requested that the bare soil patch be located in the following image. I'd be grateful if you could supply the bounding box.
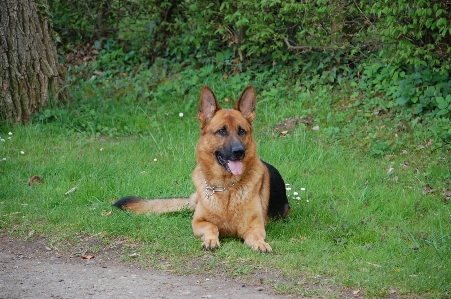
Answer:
[1,234,298,298]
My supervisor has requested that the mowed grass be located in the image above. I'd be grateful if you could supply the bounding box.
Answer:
[1,82,450,298]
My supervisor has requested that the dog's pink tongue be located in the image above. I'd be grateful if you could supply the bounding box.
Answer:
[228,160,243,175]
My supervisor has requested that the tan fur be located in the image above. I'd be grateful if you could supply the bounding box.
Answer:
[190,86,274,252]
[119,198,192,214]
[115,86,280,252]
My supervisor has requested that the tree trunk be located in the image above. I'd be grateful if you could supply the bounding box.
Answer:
[0,0,66,124]
[330,0,344,46]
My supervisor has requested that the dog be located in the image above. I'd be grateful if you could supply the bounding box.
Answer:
[114,86,290,252]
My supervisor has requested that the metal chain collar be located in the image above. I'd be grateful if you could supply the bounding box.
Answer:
[204,179,237,198]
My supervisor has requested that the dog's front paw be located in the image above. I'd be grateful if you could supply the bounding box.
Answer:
[201,238,220,250]
[244,239,272,252]
[251,241,272,253]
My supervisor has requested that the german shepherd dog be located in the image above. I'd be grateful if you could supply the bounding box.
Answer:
[114,86,290,252]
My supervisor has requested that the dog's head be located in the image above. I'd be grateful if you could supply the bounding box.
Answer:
[197,86,257,176]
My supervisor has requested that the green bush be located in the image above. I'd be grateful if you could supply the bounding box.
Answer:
[46,0,451,146]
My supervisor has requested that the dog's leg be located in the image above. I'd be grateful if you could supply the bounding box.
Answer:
[192,219,220,250]
[242,223,272,253]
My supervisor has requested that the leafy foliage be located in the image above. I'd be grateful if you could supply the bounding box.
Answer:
[47,0,451,141]
[3,2,451,296]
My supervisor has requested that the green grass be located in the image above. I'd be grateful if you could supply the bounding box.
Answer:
[1,66,450,298]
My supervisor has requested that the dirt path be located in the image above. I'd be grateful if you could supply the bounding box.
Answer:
[1,235,300,299]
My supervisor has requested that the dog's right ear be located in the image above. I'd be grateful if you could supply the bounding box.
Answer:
[198,86,221,128]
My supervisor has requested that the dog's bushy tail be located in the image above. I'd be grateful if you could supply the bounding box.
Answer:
[113,196,192,214]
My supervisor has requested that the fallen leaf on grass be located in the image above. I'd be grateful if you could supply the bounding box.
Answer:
[27,175,42,185]
[386,167,395,175]
[80,255,95,260]
[64,187,78,196]
[422,184,436,195]
[101,210,112,217]
[443,188,451,204]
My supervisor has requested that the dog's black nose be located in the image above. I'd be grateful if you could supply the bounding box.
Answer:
[231,145,245,160]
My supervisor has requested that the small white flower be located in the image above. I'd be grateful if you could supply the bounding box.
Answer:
[20,151,25,155]
[306,200,310,203]
[179,112,184,117]
[300,187,306,191]
[293,192,298,196]
[2,158,6,161]
[8,132,12,135]
[153,158,157,162]
[100,148,104,151]
[296,197,301,200]
[286,187,292,191]
[0,139,5,142]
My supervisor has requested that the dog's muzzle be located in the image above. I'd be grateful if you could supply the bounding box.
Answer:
[215,145,245,176]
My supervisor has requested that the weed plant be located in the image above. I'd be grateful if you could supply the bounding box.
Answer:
[1,56,450,298]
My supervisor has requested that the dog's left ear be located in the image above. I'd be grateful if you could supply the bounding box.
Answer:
[234,86,256,123]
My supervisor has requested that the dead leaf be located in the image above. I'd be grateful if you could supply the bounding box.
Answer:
[102,210,112,217]
[353,290,360,295]
[80,255,95,260]
[28,175,42,185]
[64,187,78,196]
[422,184,436,195]
[443,188,451,204]
[386,167,395,175]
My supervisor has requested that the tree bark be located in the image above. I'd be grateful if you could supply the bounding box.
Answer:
[0,0,66,124]
[330,0,344,46]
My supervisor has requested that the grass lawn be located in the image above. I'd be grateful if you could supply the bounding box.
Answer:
[1,71,450,298]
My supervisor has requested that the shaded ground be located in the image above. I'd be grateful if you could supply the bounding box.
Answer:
[0,234,301,299]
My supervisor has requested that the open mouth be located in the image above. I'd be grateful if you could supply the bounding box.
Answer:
[215,152,243,176]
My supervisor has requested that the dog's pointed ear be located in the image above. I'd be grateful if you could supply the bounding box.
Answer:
[198,86,221,127]
[234,86,256,123]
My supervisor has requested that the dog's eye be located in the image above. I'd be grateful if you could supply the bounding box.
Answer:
[238,127,246,136]
[216,127,227,136]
